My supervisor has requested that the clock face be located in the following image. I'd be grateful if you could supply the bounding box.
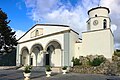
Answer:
[93,20,98,26]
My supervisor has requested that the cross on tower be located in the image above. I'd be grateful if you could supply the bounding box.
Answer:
[36,19,40,24]
[98,0,101,7]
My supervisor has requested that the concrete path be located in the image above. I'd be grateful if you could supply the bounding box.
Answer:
[0,69,120,80]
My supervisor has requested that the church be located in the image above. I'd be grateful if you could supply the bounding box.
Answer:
[16,7,114,68]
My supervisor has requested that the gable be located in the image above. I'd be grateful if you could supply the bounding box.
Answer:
[31,28,43,38]
[18,24,70,42]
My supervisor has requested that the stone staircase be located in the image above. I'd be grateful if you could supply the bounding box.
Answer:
[32,66,45,71]
[18,66,62,73]
[18,66,45,71]
[0,66,18,70]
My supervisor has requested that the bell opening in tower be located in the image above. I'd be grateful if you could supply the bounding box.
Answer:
[103,19,107,29]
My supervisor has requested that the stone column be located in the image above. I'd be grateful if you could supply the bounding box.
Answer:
[28,53,31,66]
[61,49,64,67]
[16,45,20,66]
[42,49,46,66]
[36,54,37,66]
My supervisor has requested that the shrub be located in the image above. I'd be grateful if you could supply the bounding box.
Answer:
[46,65,52,71]
[24,65,32,73]
[71,57,74,62]
[114,51,120,57]
[89,57,105,66]
[72,57,82,66]
[62,66,67,70]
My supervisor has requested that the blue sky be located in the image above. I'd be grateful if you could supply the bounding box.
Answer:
[0,0,120,49]
[0,0,34,31]
[0,0,83,31]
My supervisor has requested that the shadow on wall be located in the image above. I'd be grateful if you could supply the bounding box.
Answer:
[37,53,44,66]
[36,52,55,67]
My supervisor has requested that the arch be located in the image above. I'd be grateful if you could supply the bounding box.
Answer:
[46,45,55,65]
[45,40,62,66]
[20,47,29,66]
[20,46,29,55]
[30,43,43,66]
[45,39,62,50]
[103,19,107,29]
[30,43,43,53]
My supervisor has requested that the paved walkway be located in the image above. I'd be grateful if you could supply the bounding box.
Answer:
[0,69,120,80]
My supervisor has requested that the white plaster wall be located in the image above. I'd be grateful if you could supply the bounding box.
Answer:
[69,31,79,65]
[51,49,61,67]
[37,51,44,66]
[21,50,29,66]
[17,33,64,66]
[81,29,113,58]
[89,17,110,31]
[89,8,109,18]
[75,43,82,58]
[88,7,110,31]
[110,30,114,56]
[18,34,64,52]
[18,25,70,42]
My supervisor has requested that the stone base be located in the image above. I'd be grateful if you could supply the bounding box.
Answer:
[0,66,17,70]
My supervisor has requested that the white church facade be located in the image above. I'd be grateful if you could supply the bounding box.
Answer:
[16,7,114,67]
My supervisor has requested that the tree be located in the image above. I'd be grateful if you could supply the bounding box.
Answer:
[0,8,17,53]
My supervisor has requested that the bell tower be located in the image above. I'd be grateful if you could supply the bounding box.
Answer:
[81,7,114,59]
[87,7,110,31]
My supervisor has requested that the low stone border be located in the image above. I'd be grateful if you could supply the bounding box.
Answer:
[0,66,17,70]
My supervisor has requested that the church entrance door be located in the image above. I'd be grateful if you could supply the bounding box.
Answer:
[45,54,50,65]
[30,58,33,65]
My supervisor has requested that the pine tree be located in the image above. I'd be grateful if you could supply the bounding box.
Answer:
[0,8,17,53]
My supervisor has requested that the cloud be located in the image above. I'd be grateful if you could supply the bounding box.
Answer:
[24,0,120,49]
[111,24,117,33]
[16,2,22,10]
[25,0,60,21]
[12,28,26,39]
[12,28,25,39]
[15,30,25,39]
[44,5,87,36]
[100,0,120,14]
[24,0,98,36]
[100,0,120,49]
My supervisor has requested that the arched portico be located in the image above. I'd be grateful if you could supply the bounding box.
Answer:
[20,47,29,66]
[45,40,62,67]
[30,44,43,66]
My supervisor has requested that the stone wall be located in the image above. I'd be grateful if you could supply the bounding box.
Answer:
[70,55,120,75]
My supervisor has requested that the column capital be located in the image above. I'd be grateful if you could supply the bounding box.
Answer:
[42,49,46,53]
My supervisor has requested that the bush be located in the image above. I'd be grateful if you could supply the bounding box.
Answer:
[62,66,67,70]
[72,57,82,66]
[114,51,120,57]
[24,65,32,73]
[89,57,105,66]
[46,65,52,71]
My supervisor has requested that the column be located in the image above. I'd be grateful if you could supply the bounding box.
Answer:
[28,53,31,65]
[61,49,64,67]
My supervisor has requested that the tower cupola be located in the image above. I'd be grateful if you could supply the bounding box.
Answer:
[87,7,110,31]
